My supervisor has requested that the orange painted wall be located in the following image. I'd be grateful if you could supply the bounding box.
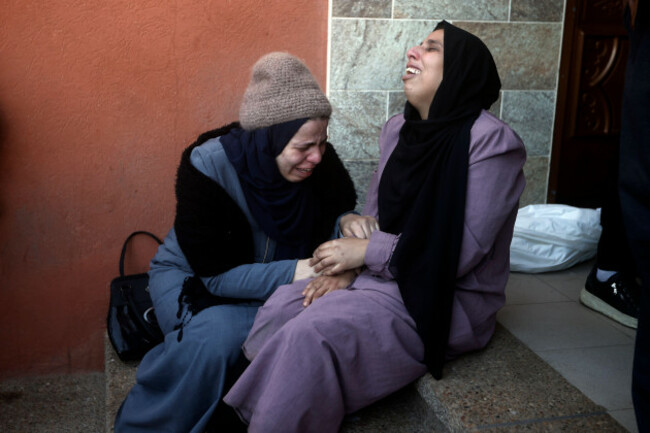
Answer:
[0,0,329,378]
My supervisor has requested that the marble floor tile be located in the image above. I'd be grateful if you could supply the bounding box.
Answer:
[609,408,639,433]
[535,260,593,301]
[537,273,589,302]
[537,345,635,411]
[505,272,570,305]
[497,302,633,351]
[606,319,638,340]
[499,265,638,431]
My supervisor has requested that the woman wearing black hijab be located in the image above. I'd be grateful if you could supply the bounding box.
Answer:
[224,22,526,433]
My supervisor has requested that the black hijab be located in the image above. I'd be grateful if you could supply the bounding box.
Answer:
[378,21,501,379]
[172,120,356,340]
[220,118,318,259]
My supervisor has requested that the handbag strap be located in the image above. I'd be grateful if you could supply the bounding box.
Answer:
[119,231,163,277]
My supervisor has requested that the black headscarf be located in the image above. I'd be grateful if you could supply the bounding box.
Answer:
[173,121,356,341]
[221,118,317,259]
[378,21,501,379]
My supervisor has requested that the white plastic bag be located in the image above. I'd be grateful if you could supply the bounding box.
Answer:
[510,204,601,273]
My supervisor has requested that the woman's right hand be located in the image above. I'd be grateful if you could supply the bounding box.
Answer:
[309,237,368,275]
[339,214,379,239]
[292,259,320,282]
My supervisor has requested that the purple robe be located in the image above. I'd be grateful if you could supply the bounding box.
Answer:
[224,110,526,432]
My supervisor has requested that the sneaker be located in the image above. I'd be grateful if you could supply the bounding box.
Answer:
[580,266,640,328]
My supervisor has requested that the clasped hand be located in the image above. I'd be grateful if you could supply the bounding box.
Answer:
[298,214,378,306]
[301,237,368,306]
[309,237,368,275]
[308,214,377,276]
[339,214,379,239]
[302,270,357,307]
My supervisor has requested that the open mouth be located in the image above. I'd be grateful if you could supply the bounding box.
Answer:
[405,67,421,75]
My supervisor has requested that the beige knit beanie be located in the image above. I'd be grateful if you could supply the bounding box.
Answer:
[239,52,332,130]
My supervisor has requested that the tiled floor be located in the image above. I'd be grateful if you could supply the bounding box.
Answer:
[498,259,638,432]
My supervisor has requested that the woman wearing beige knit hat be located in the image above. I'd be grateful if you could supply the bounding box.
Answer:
[114,52,356,433]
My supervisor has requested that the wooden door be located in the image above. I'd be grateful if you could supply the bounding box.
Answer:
[548,0,629,208]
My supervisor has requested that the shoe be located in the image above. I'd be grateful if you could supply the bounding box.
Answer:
[580,266,640,329]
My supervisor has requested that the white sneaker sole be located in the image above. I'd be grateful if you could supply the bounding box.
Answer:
[580,287,638,329]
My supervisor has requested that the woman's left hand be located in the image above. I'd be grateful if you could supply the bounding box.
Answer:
[339,214,379,239]
[309,237,369,275]
[301,270,357,307]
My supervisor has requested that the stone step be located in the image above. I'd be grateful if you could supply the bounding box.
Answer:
[103,332,447,432]
[104,334,138,432]
[340,385,448,432]
[104,324,630,432]
[415,324,628,432]
[0,321,629,432]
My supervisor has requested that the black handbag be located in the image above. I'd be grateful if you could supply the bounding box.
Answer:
[107,231,165,362]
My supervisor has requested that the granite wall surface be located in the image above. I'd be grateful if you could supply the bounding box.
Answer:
[329,0,565,209]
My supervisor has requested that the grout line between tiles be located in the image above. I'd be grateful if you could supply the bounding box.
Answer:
[534,342,637,355]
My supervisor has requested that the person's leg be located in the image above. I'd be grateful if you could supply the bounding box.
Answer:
[224,284,427,433]
[206,351,250,433]
[621,174,650,431]
[622,193,650,430]
[114,303,258,433]
[596,166,636,274]
[241,279,309,360]
[632,277,650,433]
[581,172,640,328]
[618,6,650,429]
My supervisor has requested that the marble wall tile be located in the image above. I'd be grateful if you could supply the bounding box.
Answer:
[501,90,555,157]
[330,19,435,90]
[332,0,392,18]
[520,156,549,206]
[328,13,563,206]
[388,91,407,118]
[490,92,502,118]
[511,0,565,22]
[389,90,501,119]
[329,91,386,160]
[343,160,378,212]
[344,142,549,210]
[454,22,562,90]
[394,0,509,21]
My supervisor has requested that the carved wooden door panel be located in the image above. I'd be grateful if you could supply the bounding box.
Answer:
[549,0,628,208]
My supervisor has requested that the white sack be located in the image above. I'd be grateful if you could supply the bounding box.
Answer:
[510,204,601,273]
